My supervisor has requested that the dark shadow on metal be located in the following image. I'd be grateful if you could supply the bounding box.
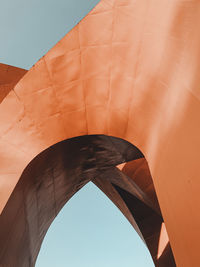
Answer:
[0,135,176,267]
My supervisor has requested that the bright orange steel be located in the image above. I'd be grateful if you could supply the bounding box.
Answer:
[157,223,169,260]
[0,63,27,103]
[0,0,200,266]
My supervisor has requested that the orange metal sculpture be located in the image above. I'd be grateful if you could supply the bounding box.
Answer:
[0,63,27,103]
[0,0,200,266]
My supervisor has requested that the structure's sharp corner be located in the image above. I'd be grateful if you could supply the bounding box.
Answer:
[0,63,27,103]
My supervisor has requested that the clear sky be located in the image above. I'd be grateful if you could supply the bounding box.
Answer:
[0,0,155,266]
[36,182,155,267]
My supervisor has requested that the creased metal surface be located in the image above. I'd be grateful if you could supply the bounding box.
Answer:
[0,135,175,266]
[0,63,27,103]
[0,0,200,265]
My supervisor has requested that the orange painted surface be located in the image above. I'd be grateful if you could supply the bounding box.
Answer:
[0,63,27,103]
[121,158,161,213]
[0,0,200,266]
[157,223,169,260]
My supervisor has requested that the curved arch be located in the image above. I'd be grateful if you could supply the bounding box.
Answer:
[35,182,155,267]
[0,135,175,266]
[0,0,200,266]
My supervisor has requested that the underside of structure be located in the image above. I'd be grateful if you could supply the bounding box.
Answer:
[0,135,175,266]
[0,0,200,266]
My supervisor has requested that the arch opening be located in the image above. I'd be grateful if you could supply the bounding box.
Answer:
[0,135,176,266]
[35,181,155,267]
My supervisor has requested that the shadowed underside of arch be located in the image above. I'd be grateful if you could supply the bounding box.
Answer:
[0,135,175,267]
[1,0,200,266]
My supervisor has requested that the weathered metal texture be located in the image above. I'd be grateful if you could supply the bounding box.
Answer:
[0,135,162,266]
[0,0,200,266]
[0,63,27,103]
[0,135,175,266]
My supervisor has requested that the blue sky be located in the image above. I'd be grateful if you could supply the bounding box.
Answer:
[0,0,155,266]
[0,0,99,69]
[36,182,154,267]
